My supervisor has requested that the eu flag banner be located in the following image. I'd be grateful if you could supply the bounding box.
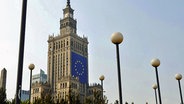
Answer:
[71,52,88,83]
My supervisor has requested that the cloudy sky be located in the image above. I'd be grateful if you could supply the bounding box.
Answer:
[1,0,184,103]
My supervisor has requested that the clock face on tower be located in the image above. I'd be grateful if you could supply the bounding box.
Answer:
[64,13,73,18]
[65,13,69,18]
[71,52,88,83]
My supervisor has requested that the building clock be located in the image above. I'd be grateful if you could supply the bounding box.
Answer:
[64,13,69,18]
[65,13,73,18]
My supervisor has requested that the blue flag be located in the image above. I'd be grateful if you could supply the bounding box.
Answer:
[71,52,88,83]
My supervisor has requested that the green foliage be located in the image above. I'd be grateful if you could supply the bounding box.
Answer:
[114,100,119,104]
[32,93,55,104]
[0,87,7,104]
[21,100,29,104]
[4,88,108,104]
[59,99,67,104]
[32,93,82,104]
[85,90,108,104]
[68,94,81,104]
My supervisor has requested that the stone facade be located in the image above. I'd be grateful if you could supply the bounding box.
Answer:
[31,82,50,103]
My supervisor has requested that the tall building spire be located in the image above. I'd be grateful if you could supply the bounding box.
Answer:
[67,0,70,7]
[61,0,76,34]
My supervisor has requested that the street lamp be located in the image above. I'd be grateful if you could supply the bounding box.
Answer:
[151,58,162,104]
[175,73,183,104]
[99,75,105,102]
[152,84,158,104]
[15,0,28,103]
[111,32,124,104]
[28,63,35,104]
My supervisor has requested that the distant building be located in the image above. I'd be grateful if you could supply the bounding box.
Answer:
[31,69,49,102]
[32,69,47,84]
[0,68,7,89]
[87,83,103,100]
[21,90,29,101]
[31,82,50,103]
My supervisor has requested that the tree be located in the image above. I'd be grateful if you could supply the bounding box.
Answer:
[34,93,55,104]
[21,100,29,104]
[85,90,108,104]
[44,93,55,104]
[103,95,108,104]
[0,87,7,104]
[114,100,119,104]
[85,98,93,104]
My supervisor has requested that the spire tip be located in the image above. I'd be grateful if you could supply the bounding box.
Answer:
[67,0,70,7]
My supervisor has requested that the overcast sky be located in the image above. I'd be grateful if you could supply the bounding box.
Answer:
[1,0,184,103]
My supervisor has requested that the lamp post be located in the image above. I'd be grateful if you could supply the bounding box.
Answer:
[99,75,105,103]
[151,58,162,104]
[111,32,124,104]
[28,63,35,104]
[175,74,183,104]
[152,84,158,104]
[15,0,28,103]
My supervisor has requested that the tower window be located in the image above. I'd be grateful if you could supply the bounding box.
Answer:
[65,83,67,88]
[64,40,65,47]
[71,40,73,46]
[59,42,60,49]
[54,43,55,50]
[56,42,58,50]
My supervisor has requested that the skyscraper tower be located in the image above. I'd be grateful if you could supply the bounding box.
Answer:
[0,68,7,89]
[47,0,88,102]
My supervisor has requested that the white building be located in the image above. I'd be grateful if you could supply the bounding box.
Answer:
[32,69,47,84]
